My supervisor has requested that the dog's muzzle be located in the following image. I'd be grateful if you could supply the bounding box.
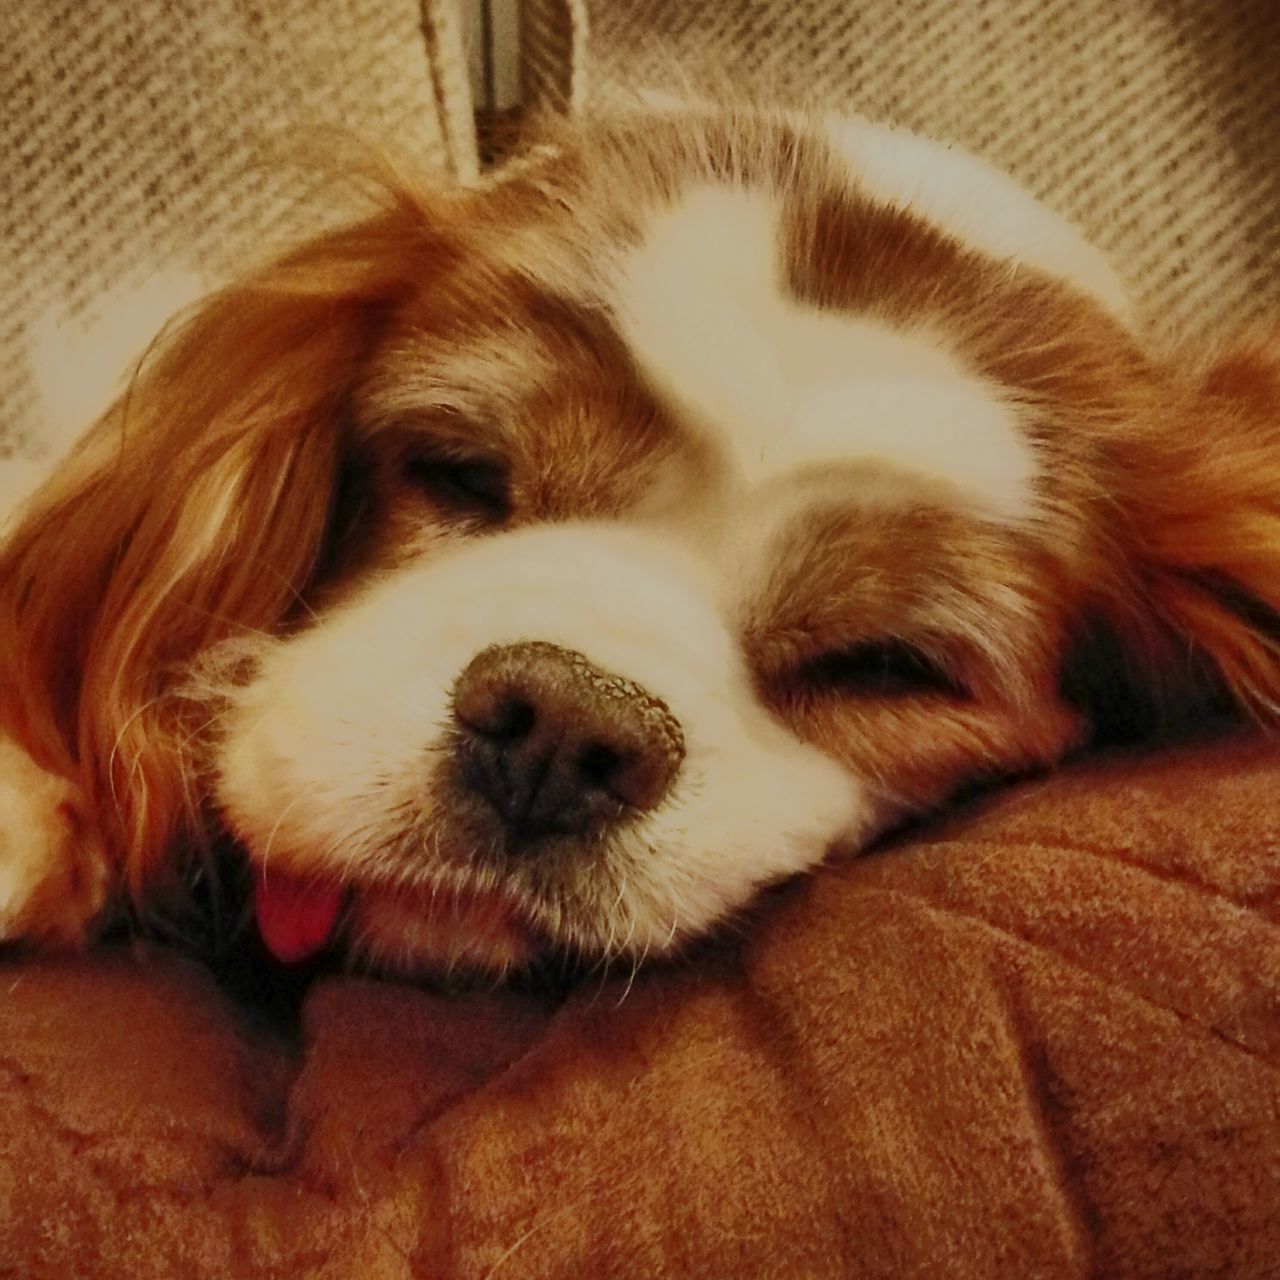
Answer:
[451,641,686,848]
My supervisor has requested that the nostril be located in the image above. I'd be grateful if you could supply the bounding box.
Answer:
[490,697,536,740]
[574,741,671,811]
[454,683,537,740]
[577,742,622,790]
[603,744,678,811]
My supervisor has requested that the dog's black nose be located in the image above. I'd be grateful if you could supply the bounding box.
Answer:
[451,641,685,847]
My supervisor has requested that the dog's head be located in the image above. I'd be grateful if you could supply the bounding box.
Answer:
[5,114,1279,976]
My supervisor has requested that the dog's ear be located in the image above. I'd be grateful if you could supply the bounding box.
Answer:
[0,177,448,892]
[1065,328,1280,739]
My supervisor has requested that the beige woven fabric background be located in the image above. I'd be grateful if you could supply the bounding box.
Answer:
[1,0,475,459]
[523,0,1279,342]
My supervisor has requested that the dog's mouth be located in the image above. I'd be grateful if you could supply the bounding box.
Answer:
[252,866,538,974]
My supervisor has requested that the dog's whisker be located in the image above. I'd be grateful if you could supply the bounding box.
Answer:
[664,908,681,952]
[259,562,322,625]
[258,794,306,879]
[105,693,168,808]
[614,939,648,1010]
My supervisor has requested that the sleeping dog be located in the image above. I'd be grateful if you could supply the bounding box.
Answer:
[2,110,1277,977]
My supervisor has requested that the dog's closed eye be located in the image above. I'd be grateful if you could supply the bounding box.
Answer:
[401,449,512,523]
[798,639,968,700]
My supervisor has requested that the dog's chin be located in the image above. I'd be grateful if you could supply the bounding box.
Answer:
[349,882,539,979]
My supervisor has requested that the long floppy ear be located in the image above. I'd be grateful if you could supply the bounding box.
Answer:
[0,171,446,898]
[1070,327,1280,738]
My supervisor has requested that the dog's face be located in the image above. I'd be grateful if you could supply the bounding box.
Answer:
[5,114,1278,976]
[217,118,1097,976]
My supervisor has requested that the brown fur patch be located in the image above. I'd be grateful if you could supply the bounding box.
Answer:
[364,287,688,527]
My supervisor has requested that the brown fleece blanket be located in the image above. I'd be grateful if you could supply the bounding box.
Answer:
[3,734,1279,1278]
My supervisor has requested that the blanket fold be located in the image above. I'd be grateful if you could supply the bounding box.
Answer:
[3,736,1279,1277]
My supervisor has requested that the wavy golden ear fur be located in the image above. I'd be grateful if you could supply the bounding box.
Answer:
[0,170,447,902]
[1085,329,1280,731]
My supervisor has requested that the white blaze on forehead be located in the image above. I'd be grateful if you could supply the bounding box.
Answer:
[824,116,1134,324]
[616,184,1036,521]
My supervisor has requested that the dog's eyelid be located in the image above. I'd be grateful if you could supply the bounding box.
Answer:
[399,445,512,520]
[798,637,969,700]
